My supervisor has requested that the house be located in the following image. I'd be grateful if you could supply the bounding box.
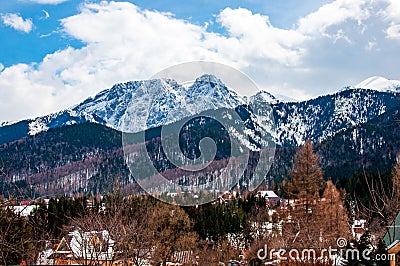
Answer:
[384,211,400,266]
[387,240,400,266]
[42,229,199,266]
[211,191,236,204]
[166,251,196,265]
[20,200,31,206]
[48,229,116,265]
[352,219,368,240]
[256,191,281,206]
[36,248,54,265]
[10,204,38,217]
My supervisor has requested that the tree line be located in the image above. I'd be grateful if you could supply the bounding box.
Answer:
[1,140,399,265]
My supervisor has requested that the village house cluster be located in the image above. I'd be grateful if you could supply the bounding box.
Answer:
[3,188,398,266]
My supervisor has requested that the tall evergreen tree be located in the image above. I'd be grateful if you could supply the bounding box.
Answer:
[281,140,347,249]
[287,139,324,200]
[320,180,350,245]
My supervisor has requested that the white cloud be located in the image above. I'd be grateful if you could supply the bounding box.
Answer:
[0,63,61,122]
[386,24,400,39]
[215,8,307,66]
[371,0,400,39]
[1,0,400,122]
[28,0,69,4]
[298,0,370,36]
[381,0,400,22]
[1,13,33,33]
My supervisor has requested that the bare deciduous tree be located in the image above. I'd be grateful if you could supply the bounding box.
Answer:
[65,212,117,265]
[356,155,400,238]
[65,196,198,266]
[0,199,34,265]
[148,201,198,265]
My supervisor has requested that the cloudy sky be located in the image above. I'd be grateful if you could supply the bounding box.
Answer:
[1,0,400,123]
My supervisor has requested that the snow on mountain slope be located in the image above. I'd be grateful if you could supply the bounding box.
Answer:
[186,74,245,109]
[1,74,399,148]
[355,76,400,92]
[250,90,297,104]
[250,91,279,104]
[275,94,297,103]
[26,75,248,136]
[74,78,215,134]
[273,89,399,146]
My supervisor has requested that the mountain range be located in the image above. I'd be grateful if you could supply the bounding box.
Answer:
[0,74,399,197]
[1,75,399,146]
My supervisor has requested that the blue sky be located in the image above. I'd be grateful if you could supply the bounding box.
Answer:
[1,0,400,122]
[0,0,332,66]
[1,0,81,66]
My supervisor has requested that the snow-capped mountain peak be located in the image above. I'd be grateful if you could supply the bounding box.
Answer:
[193,74,224,85]
[355,76,400,92]
[186,74,246,109]
[2,74,399,148]
[250,91,279,104]
[21,75,252,136]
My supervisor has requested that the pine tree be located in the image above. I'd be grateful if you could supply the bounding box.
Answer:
[320,180,350,246]
[287,139,324,201]
[283,140,330,248]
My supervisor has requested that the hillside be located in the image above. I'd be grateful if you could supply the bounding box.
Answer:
[1,102,399,198]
